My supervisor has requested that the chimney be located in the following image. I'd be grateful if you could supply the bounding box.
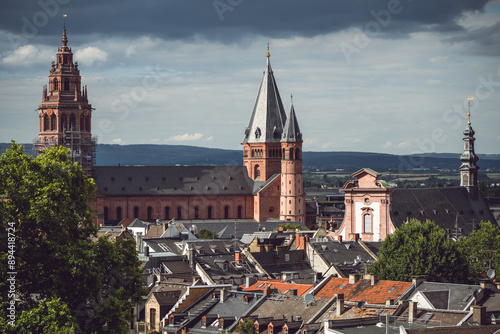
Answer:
[245,276,251,288]
[366,274,378,285]
[337,235,342,243]
[296,234,301,250]
[235,251,241,264]
[412,276,426,287]
[472,305,486,325]
[145,245,150,257]
[336,294,344,317]
[385,298,393,306]
[220,288,227,303]
[349,274,361,284]
[352,233,359,242]
[188,248,195,269]
[163,222,167,233]
[409,302,418,323]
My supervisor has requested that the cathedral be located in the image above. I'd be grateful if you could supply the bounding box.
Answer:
[35,28,308,227]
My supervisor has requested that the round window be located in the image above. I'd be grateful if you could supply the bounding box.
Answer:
[364,198,370,203]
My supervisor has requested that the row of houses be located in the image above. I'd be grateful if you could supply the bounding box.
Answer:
[99,219,500,334]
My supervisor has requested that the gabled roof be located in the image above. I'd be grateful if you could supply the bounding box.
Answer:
[281,102,302,143]
[314,276,413,304]
[94,166,255,196]
[390,187,496,235]
[409,281,482,311]
[310,240,377,267]
[243,53,287,144]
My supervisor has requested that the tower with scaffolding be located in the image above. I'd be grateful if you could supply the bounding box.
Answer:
[33,25,96,177]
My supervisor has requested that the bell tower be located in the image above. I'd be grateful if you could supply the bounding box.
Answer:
[242,46,287,181]
[34,26,96,177]
[459,98,479,200]
[280,99,306,223]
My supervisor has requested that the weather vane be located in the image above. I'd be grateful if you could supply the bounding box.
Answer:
[467,97,473,123]
[63,14,67,27]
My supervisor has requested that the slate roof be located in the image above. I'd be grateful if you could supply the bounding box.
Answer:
[179,220,302,240]
[144,238,183,255]
[251,250,316,284]
[310,240,376,267]
[249,293,331,324]
[409,282,482,311]
[94,166,255,196]
[404,324,500,334]
[314,276,413,304]
[390,187,496,236]
[243,53,286,144]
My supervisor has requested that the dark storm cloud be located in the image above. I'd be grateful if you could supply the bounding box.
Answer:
[0,0,490,44]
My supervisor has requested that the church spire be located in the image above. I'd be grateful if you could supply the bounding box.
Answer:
[282,98,302,143]
[243,45,286,144]
[62,26,68,48]
[459,98,479,200]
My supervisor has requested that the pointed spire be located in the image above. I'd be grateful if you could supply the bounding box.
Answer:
[282,99,302,143]
[243,46,286,143]
[460,98,479,199]
[62,26,68,48]
[266,42,270,58]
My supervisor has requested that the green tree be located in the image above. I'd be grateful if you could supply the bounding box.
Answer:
[0,142,145,333]
[233,318,257,334]
[278,222,308,231]
[456,221,500,281]
[369,219,469,282]
[197,228,218,239]
[0,297,77,334]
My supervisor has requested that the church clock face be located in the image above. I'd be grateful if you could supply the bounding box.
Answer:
[84,110,89,116]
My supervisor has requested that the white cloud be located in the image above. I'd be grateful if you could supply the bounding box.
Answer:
[75,47,108,66]
[383,141,393,148]
[426,79,442,86]
[166,133,204,142]
[110,138,124,144]
[205,136,214,142]
[1,45,53,66]
[397,142,412,149]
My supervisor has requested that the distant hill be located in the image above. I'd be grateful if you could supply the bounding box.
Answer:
[2,143,499,172]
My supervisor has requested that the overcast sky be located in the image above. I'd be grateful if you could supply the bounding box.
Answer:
[0,0,499,155]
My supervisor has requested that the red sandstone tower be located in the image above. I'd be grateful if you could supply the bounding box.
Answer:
[243,47,305,223]
[34,26,96,177]
[280,100,306,222]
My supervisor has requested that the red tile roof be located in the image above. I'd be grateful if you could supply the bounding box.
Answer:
[314,277,412,304]
[241,279,313,296]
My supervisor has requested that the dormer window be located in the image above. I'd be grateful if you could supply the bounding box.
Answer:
[268,324,274,334]
[219,318,225,330]
[201,316,207,328]
[255,127,261,139]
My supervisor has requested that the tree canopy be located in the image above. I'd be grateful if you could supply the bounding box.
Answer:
[0,142,145,333]
[369,219,469,283]
[456,221,500,282]
[197,227,219,239]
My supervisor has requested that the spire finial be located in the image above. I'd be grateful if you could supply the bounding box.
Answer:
[62,15,68,47]
[467,97,473,123]
[266,42,270,58]
[291,94,293,104]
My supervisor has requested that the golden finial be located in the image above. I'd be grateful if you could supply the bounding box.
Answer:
[291,94,293,104]
[266,42,270,58]
[467,97,473,123]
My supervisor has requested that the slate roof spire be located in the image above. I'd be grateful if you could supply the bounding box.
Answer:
[243,45,287,144]
[282,97,302,143]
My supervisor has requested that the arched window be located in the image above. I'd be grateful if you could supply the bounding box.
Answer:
[194,206,199,219]
[254,165,260,180]
[61,114,67,131]
[289,148,294,160]
[150,308,156,330]
[69,114,76,130]
[50,114,56,131]
[103,206,109,221]
[43,114,49,131]
[85,117,90,132]
[133,206,139,218]
[363,213,372,233]
[80,115,84,131]
[164,206,170,219]
[147,206,153,220]
[64,79,70,91]
[177,206,182,219]
[237,206,242,219]
[224,206,229,219]
[116,207,122,221]
[208,206,213,219]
